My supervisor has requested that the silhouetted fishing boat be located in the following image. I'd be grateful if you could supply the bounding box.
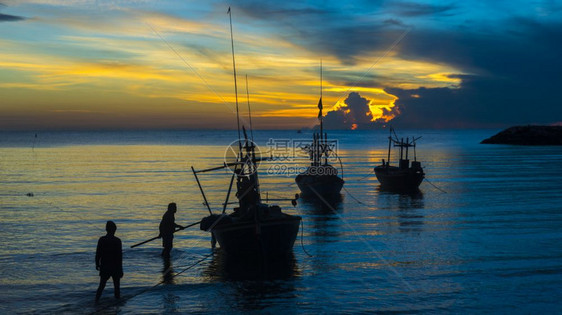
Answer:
[195,133,301,256]
[295,65,344,197]
[295,132,344,196]
[374,127,424,191]
[193,8,301,256]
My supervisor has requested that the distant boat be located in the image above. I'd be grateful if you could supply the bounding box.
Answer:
[295,129,344,196]
[194,8,301,256]
[295,64,344,197]
[374,127,424,191]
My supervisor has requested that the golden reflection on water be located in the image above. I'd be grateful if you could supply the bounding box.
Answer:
[1,145,231,248]
[1,140,454,258]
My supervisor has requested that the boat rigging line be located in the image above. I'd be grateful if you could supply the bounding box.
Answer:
[245,74,254,141]
[228,6,242,149]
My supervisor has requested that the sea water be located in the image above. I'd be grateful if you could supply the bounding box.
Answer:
[1,129,561,313]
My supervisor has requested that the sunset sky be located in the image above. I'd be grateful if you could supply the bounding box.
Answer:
[1,0,561,130]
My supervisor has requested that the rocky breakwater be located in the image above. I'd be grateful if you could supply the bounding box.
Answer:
[481,125,562,145]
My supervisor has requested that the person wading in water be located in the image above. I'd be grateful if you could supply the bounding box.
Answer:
[95,221,123,301]
[159,203,185,257]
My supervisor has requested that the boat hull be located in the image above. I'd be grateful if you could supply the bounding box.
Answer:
[374,165,424,191]
[211,215,301,256]
[295,174,344,197]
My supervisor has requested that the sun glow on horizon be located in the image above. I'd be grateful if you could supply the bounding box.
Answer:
[0,2,467,130]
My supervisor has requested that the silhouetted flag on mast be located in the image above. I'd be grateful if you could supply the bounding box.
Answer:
[317,97,323,120]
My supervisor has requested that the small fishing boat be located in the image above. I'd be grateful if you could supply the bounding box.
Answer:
[374,127,424,191]
[295,145,344,197]
[295,66,344,197]
[194,8,301,256]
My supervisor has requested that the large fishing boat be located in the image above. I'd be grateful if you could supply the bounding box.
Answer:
[374,127,424,191]
[194,8,301,256]
[195,133,301,256]
[295,66,344,197]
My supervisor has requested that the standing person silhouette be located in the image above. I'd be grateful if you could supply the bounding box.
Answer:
[159,203,184,257]
[95,221,123,301]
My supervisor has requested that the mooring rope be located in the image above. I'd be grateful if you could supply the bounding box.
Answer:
[355,173,374,182]
[342,186,369,206]
[424,178,447,193]
[300,220,313,257]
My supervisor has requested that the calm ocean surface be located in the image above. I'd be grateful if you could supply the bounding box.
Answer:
[1,129,561,314]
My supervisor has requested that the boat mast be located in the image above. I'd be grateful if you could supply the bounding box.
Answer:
[319,60,324,166]
[228,7,242,151]
[387,127,392,167]
[313,133,318,166]
[245,74,254,141]
[405,137,409,160]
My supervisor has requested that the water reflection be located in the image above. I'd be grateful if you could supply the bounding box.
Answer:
[377,190,425,233]
[299,193,343,243]
[298,193,344,215]
[376,185,424,195]
[162,255,175,285]
[204,250,299,281]
[202,251,299,311]
[163,292,180,313]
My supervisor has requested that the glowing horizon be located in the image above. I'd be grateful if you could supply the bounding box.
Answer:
[1,1,559,130]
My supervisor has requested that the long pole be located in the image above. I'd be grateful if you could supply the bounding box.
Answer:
[228,7,242,151]
[223,169,236,214]
[130,221,201,248]
[192,166,213,215]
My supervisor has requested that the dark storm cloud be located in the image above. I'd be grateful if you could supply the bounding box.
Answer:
[233,0,407,64]
[388,19,562,128]
[0,13,24,21]
[0,3,25,22]
[397,19,562,79]
[233,1,562,127]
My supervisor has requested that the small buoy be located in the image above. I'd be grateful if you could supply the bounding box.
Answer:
[26,192,34,197]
